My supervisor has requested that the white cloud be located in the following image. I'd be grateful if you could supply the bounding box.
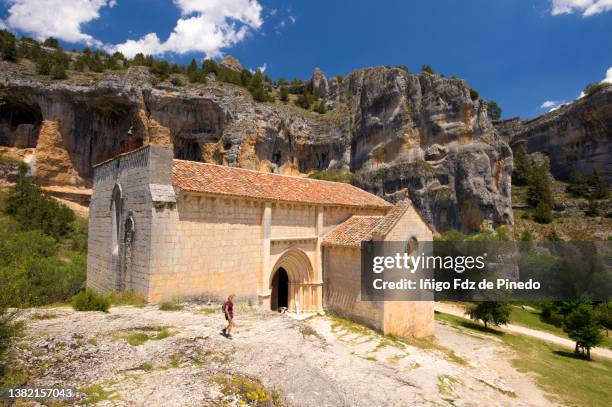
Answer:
[603,67,612,84]
[250,63,266,73]
[114,0,264,58]
[550,0,612,16]
[0,20,6,30]
[4,0,114,46]
[540,100,566,111]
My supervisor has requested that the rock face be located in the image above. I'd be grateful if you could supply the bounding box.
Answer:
[0,61,513,232]
[220,55,244,72]
[495,87,612,183]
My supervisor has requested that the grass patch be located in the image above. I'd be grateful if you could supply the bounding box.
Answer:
[124,326,173,346]
[437,312,612,407]
[159,301,183,311]
[211,374,285,406]
[79,384,118,404]
[437,374,461,397]
[196,306,218,315]
[108,290,146,308]
[126,332,149,346]
[299,323,322,339]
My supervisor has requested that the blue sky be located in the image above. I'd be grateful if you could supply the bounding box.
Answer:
[1,0,611,119]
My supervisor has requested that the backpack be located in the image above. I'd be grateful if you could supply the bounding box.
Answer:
[221,302,226,313]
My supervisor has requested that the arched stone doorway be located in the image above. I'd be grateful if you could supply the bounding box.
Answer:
[269,248,321,312]
[270,267,289,310]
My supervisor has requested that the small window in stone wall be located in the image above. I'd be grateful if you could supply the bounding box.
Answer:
[407,236,418,256]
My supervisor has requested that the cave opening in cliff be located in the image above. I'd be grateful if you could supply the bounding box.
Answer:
[0,98,43,148]
[174,139,202,162]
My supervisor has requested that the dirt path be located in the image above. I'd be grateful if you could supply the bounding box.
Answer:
[435,302,612,360]
[6,304,555,406]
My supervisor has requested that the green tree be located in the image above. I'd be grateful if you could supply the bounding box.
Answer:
[294,91,314,109]
[512,144,532,186]
[35,56,52,75]
[4,175,75,239]
[1,34,17,62]
[563,302,604,360]
[527,162,553,208]
[43,37,59,48]
[467,301,512,329]
[248,69,271,102]
[132,53,146,66]
[279,85,289,102]
[50,63,67,80]
[486,100,502,120]
[421,64,434,74]
[589,169,609,199]
[566,167,589,197]
[202,58,219,75]
[534,202,553,224]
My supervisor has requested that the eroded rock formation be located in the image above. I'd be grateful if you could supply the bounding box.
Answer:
[496,87,612,183]
[0,61,513,232]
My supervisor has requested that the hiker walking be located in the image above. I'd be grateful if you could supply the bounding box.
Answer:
[222,294,235,339]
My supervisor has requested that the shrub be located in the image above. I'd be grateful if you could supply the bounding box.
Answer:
[566,168,589,197]
[170,77,184,87]
[71,289,110,312]
[50,64,67,80]
[512,145,532,186]
[294,91,315,109]
[589,169,608,199]
[313,100,326,114]
[36,56,52,75]
[4,175,75,239]
[585,198,601,217]
[108,290,146,307]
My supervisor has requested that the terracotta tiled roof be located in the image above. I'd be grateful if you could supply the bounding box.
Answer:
[371,199,412,236]
[172,160,392,209]
[322,216,383,248]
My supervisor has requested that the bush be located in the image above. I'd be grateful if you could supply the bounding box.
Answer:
[279,86,289,102]
[71,289,110,312]
[1,34,17,62]
[43,37,59,48]
[313,100,326,114]
[566,168,589,197]
[512,145,532,186]
[170,77,184,87]
[50,64,67,80]
[159,301,183,311]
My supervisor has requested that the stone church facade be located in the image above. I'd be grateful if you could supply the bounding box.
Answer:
[87,144,434,337]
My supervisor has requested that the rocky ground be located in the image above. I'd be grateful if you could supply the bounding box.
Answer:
[4,304,554,407]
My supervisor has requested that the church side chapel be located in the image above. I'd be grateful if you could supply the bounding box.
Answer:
[87,144,434,337]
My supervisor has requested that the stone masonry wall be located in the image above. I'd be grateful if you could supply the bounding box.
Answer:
[147,195,263,302]
[87,145,163,296]
[323,246,384,330]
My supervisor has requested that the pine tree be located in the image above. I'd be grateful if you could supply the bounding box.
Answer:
[589,169,609,199]
[527,162,553,208]
[486,100,502,121]
[512,145,532,186]
[566,167,589,197]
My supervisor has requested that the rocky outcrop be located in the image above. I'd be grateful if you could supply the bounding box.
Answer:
[220,55,244,72]
[0,60,513,233]
[495,87,612,183]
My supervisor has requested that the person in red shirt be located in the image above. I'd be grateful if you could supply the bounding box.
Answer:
[222,294,235,339]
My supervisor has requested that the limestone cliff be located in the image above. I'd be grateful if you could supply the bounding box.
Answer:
[495,87,612,183]
[0,60,513,232]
